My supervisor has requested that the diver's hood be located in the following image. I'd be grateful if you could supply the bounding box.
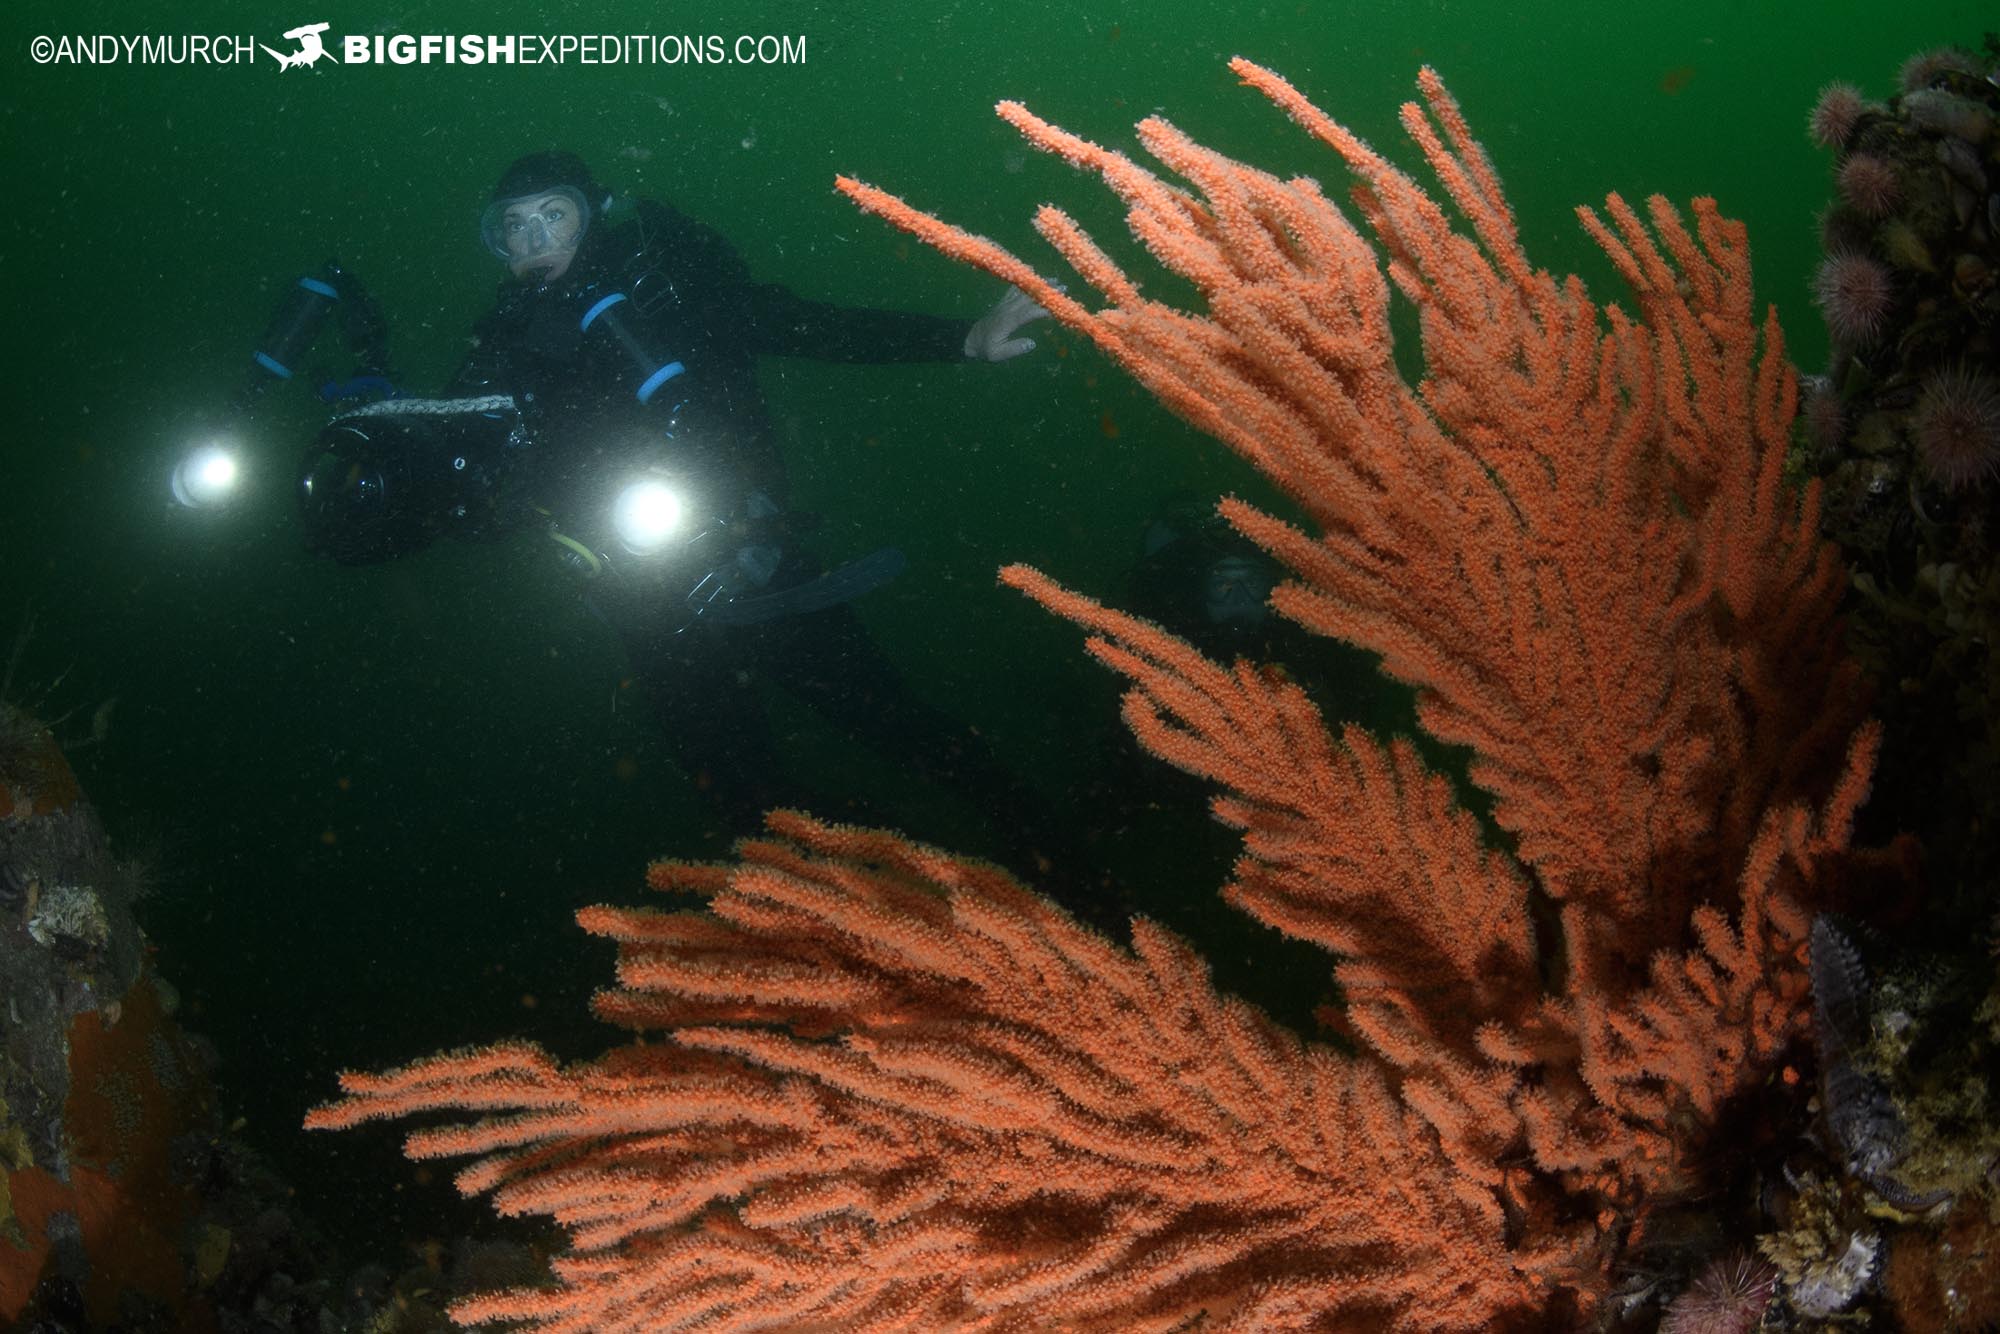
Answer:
[491,150,606,208]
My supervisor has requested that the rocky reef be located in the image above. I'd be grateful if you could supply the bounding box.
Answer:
[1,700,546,1332]
[1801,40,2000,908]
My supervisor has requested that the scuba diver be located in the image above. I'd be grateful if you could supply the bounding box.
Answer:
[1126,494,1291,665]
[292,151,1121,924]
[1102,494,1401,813]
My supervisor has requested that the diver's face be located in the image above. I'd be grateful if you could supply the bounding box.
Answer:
[1203,555,1276,628]
[503,193,583,280]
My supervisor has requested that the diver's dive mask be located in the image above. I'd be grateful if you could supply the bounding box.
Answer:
[479,185,590,270]
[1203,554,1278,629]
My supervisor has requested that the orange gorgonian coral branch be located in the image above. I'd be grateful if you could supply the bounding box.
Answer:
[311,811,1534,1330]
[307,63,1890,1329]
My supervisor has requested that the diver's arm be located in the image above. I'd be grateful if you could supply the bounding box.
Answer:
[744,281,1049,363]
[636,194,1048,366]
[740,281,975,364]
[640,200,978,364]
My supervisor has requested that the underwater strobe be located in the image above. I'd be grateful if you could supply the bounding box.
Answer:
[169,442,242,508]
[609,476,689,555]
[171,261,393,509]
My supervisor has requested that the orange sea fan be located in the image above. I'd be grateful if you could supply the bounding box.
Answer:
[308,63,1888,1330]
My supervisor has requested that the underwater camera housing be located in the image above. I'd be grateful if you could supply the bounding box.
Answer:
[297,397,526,564]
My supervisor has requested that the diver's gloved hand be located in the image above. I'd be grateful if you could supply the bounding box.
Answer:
[963,286,1050,362]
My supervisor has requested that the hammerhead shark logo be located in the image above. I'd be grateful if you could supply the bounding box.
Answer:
[261,21,336,70]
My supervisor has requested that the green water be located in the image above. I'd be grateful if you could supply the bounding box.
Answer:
[1,0,1986,1258]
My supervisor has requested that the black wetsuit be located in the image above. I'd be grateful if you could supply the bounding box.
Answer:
[444,196,1113,921]
[449,197,968,523]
